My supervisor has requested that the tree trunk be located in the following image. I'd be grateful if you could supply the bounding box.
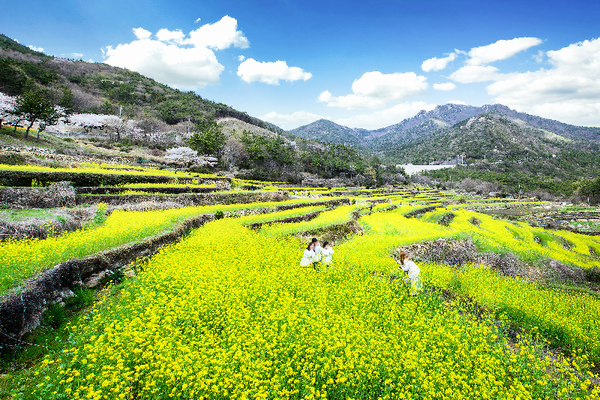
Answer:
[25,120,35,139]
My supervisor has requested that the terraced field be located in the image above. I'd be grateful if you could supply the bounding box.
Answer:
[1,165,599,399]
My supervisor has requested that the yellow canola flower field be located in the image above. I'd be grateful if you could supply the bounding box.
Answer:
[423,263,600,360]
[0,199,342,295]
[259,204,363,236]
[335,207,600,361]
[0,162,226,179]
[32,219,599,399]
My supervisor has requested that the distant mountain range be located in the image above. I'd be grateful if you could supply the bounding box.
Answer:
[290,104,600,159]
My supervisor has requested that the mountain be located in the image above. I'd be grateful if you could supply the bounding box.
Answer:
[290,104,600,157]
[288,119,371,148]
[0,34,395,186]
[0,34,283,134]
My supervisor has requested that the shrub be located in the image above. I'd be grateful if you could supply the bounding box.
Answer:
[215,210,225,220]
[585,266,600,284]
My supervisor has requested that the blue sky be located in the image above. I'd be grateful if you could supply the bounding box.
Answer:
[2,0,600,129]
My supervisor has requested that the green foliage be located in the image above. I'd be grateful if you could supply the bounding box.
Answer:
[58,87,74,115]
[215,210,225,220]
[12,89,61,138]
[93,203,108,224]
[64,287,95,309]
[585,267,600,284]
[188,119,226,157]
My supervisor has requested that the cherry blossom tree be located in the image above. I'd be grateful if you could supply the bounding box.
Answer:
[164,146,218,167]
[0,92,16,127]
[68,113,113,132]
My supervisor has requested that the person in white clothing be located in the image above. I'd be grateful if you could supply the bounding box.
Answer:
[300,242,319,268]
[393,250,423,295]
[321,241,334,265]
[312,238,323,262]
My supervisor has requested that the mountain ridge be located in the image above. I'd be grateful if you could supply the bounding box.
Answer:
[290,103,600,155]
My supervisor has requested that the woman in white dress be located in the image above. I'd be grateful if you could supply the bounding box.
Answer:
[311,238,322,261]
[321,241,334,266]
[300,242,319,268]
[393,250,423,295]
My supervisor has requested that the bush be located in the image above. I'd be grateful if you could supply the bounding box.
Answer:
[436,212,455,226]
[64,287,95,309]
[215,210,225,220]
[469,216,481,226]
[585,266,600,284]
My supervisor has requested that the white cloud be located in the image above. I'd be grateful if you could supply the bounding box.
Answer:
[195,18,201,23]
[156,28,185,43]
[238,55,245,62]
[433,82,456,91]
[71,52,83,58]
[184,15,249,50]
[448,100,467,105]
[132,28,152,40]
[532,50,544,63]
[261,111,325,130]
[421,53,457,72]
[486,37,600,126]
[449,65,500,83]
[104,16,249,90]
[28,45,44,52]
[335,101,437,130]
[467,37,542,66]
[319,71,428,110]
[317,90,385,109]
[237,58,312,85]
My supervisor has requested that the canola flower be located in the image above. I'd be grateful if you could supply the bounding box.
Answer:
[30,219,600,399]
[259,204,363,236]
[422,263,600,361]
[336,206,600,362]
[0,198,346,294]
[0,162,214,178]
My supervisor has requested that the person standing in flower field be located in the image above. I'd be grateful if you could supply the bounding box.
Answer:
[321,241,334,266]
[393,250,423,295]
[300,241,319,269]
[312,237,323,261]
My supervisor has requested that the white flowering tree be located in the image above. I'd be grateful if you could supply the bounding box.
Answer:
[68,113,113,132]
[0,92,16,127]
[164,146,218,167]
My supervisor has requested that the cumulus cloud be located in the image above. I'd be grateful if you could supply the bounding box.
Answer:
[103,16,249,90]
[133,28,152,40]
[238,55,245,62]
[448,100,467,105]
[319,71,428,110]
[71,52,83,58]
[28,45,44,52]
[449,65,500,83]
[261,111,325,130]
[421,53,457,72]
[485,37,600,126]
[184,15,249,50]
[335,101,436,129]
[467,37,542,66]
[433,82,456,91]
[237,58,312,85]
[156,28,185,43]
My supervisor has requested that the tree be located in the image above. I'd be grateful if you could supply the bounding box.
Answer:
[0,92,16,127]
[164,146,217,167]
[188,119,226,158]
[58,87,74,115]
[68,113,113,132]
[12,89,61,139]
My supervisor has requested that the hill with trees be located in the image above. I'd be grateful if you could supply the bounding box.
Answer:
[0,33,406,187]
